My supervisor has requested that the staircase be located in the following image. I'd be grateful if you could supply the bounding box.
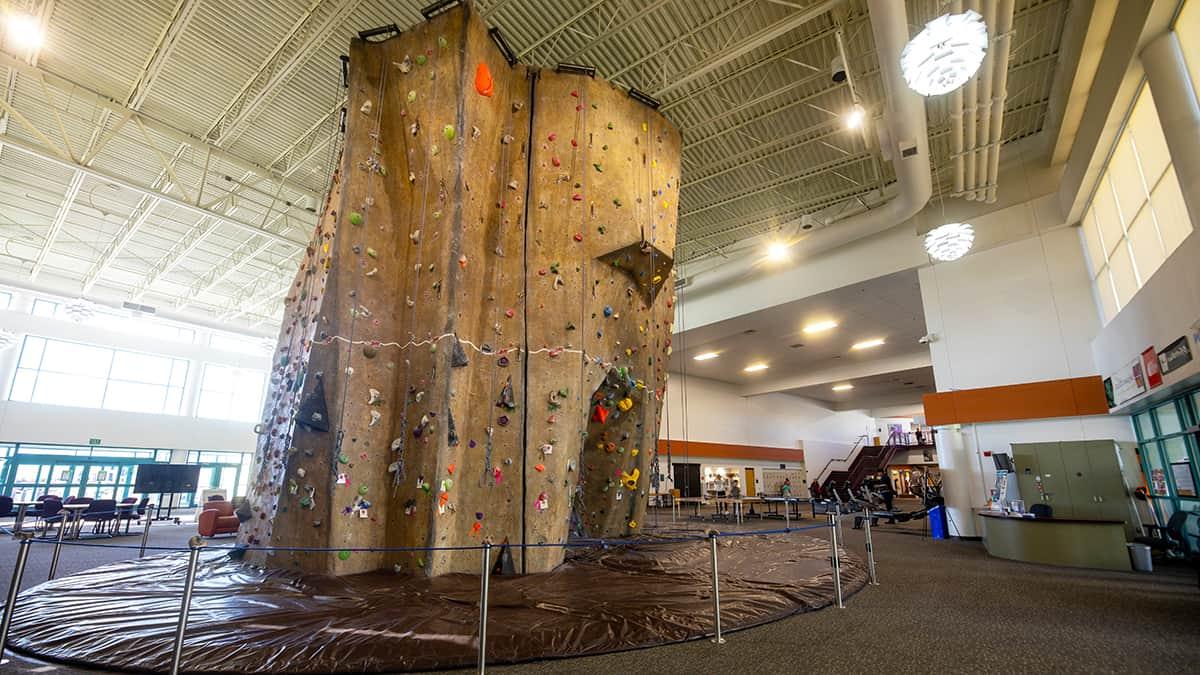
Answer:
[820,430,921,494]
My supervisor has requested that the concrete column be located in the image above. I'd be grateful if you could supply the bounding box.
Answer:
[1141,31,1200,229]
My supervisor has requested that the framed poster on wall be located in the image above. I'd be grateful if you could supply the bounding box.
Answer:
[1142,347,1163,389]
[1110,358,1147,406]
[1170,463,1196,497]
[1150,468,1170,497]
[1158,336,1193,375]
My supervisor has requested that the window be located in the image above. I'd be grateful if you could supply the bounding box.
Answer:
[87,310,196,344]
[8,336,188,415]
[196,364,266,423]
[1080,87,1193,324]
[0,290,12,310]
[30,298,60,318]
[1133,390,1200,519]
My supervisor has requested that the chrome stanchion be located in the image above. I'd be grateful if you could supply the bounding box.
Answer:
[0,533,33,662]
[863,507,879,585]
[169,536,205,675]
[478,542,492,674]
[47,510,71,581]
[828,512,844,609]
[835,502,844,544]
[784,499,791,529]
[139,509,154,558]
[709,532,725,644]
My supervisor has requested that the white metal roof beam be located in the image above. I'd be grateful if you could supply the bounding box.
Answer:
[652,0,844,97]
[682,153,872,217]
[207,0,360,147]
[29,171,84,282]
[0,51,322,206]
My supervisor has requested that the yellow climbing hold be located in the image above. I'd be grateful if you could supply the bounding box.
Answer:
[621,468,639,490]
[617,397,633,412]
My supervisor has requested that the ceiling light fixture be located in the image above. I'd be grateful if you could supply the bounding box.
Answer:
[924,222,975,261]
[802,320,838,334]
[766,241,790,262]
[832,384,854,391]
[900,10,988,97]
[5,13,44,50]
[63,298,95,323]
[693,351,720,361]
[844,104,865,129]
[743,363,769,373]
[851,338,885,350]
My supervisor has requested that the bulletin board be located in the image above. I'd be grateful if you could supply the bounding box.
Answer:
[761,468,807,497]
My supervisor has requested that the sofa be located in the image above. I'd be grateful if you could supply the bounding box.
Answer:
[197,499,239,537]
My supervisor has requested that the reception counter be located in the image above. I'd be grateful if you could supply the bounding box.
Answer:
[978,512,1131,572]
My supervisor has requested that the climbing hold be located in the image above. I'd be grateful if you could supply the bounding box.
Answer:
[368,388,382,405]
[548,132,557,141]
[397,56,413,73]
[617,397,633,412]
[358,484,369,496]
[534,463,545,472]
[448,463,456,475]
[621,468,640,490]
[407,90,417,103]
[369,410,382,427]
[443,124,456,141]
[349,211,364,226]
[451,338,469,367]
[603,306,613,317]
[458,254,468,268]
[475,62,494,96]
[574,233,583,242]
[591,404,609,424]
[471,522,482,536]
[630,448,639,457]
[410,230,421,244]
[593,162,602,172]
[415,54,427,66]
[438,35,448,48]
[628,520,638,529]
[338,550,352,561]
[541,443,554,455]
[534,492,549,512]
[496,377,516,410]
[360,100,372,114]
[296,467,307,479]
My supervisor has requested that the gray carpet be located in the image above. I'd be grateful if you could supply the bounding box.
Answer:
[1,506,1197,674]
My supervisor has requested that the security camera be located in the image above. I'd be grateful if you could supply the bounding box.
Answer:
[830,55,846,83]
[918,333,938,344]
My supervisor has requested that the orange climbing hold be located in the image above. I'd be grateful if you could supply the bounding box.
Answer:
[474,62,494,97]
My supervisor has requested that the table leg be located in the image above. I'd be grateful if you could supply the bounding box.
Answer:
[11,505,28,538]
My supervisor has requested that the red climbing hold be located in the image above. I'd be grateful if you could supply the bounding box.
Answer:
[551,157,561,167]
[591,404,609,424]
[534,463,545,472]
[574,233,583,242]
[572,193,582,201]
[474,62,494,97]
[548,132,557,141]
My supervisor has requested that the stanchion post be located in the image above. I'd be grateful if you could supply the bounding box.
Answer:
[140,509,154,558]
[828,512,844,609]
[709,532,725,644]
[170,535,205,675]
[0,533,33,662]
[784,499,790,529]
[863,507,879,585]
[48,510,70,581]
[478,542,492,674]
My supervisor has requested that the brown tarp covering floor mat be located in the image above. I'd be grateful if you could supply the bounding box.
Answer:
[8,533,866,673]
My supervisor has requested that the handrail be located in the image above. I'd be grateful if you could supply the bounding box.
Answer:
[815,434,869,485]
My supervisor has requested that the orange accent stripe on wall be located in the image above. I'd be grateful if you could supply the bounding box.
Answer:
[922,375,1110,426]
[656,440,805,463]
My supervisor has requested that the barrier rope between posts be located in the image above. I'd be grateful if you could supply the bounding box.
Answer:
[2,507,878,675]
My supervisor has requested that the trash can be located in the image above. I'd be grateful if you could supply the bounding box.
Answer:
[929,505,947,539]
[1127,543,1153,572]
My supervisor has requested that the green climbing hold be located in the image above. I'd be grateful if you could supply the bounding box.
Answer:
[593,163,602,172]
[415,54,427,66]
[606,122,613,130]
[443,124,456,141]
[358,484,369,496]
[438,35,448,48]
[338,453,349,464]
[349,211,363,226]
[407,90,417,103]
[338,550,352,561]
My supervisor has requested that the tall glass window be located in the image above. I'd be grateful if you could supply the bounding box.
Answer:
[8,336,188,415]
[0,290,12,310]
[196,364,266,423]
[1080,86,1193,324]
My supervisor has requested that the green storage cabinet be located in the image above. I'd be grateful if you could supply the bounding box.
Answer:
[1010,440,1132,534]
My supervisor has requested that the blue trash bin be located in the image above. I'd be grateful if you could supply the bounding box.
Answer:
[929,505,948,539]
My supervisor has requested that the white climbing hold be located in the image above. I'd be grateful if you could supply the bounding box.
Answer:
[369,410,382,427]
[368,388,382,405]
[360,100,372,114]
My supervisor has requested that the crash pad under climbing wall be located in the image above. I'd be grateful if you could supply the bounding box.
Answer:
[240,2,679,576]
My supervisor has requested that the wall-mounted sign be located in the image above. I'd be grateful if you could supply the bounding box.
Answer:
[1142,347,1163,389]
[1109,357,1147,407]
[1171,462,1197,498]
[1158,336,1193,375]
[1103,378,1115,408]
[88,437,101,446]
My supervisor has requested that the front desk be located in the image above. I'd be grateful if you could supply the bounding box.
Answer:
[978,511,1131,572]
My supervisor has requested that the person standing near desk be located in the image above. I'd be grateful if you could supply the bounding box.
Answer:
[781,478,792,498]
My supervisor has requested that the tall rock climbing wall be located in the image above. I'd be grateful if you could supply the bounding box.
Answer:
[240,2,679,576]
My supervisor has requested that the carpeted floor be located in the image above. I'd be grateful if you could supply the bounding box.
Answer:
[1,506,1198,674]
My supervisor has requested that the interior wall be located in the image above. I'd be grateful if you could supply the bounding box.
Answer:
[659,374,874,481]
[919,220,1134,535]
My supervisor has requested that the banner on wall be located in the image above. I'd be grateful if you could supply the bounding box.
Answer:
[1142,347,1163,389]
[1158,336,1193,375]
[1150,468,1169,497]
[1109,357,1147,407]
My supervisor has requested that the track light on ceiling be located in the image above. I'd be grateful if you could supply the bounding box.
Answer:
[900,10,988,96]
[832,384,854,391]
[743,363,769,373]
[766,241,790,262]
[924,222,975,261]
[844,104,865,130]
[802,320,838,334]
[851,338,885,351]
[693,352,720,361]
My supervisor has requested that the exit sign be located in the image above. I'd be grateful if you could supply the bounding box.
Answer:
[88,437,101,446]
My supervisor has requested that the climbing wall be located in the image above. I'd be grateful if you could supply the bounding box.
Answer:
[240,2,679,576]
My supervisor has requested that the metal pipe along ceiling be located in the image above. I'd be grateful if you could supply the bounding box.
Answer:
[681,0,932,297]
[955,0,1015,202]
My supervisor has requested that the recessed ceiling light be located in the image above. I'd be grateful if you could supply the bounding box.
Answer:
[802,320,838,334]
[743,363,769,373]
[789,343,804,349]
[742,328,757,335]
[832,384,854,391]
[5,13,44,50]
[766,241,790,262]
[693,351,720,361]
[851,338,886,350]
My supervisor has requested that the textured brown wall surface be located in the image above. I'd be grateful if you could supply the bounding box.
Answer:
[240,3,679,576]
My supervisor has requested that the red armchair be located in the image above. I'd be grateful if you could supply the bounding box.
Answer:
[198,500,239,537]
